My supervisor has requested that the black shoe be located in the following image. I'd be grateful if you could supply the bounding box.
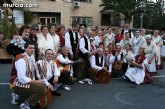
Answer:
[52,91,61,96]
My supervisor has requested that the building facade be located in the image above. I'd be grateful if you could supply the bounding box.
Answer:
[12,0,103,28]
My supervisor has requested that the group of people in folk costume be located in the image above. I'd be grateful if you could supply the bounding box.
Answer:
[5,22,165,109]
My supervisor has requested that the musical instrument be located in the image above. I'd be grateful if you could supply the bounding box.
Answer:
[96,70,110,84]
[54,58,83,73]
[37,63,52,109]
[113,61,123,71]
[113,52,129,71]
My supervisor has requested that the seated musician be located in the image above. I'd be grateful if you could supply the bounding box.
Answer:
[56,46,74,90]
[112,43,126,77]
[13,42,47,109]
[88,48,114,82]
[36,49,61,96]
[124,48,148,85]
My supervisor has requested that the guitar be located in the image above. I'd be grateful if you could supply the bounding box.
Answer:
[54,58,83,73]
[37,63,52,109]
[113,52,128,71]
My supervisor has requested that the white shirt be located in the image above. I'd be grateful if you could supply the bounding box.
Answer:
[56,54,73,76]
[15,53,35,84]
[52,34,60,52]
[152,35,163,47]
[94,36,102,47]
[105,33,115,46]
[89,55,103,71]
[123,29,134,39]
[37,33,55,55]
[120,38,133,49]
[36,60,60,86]
[79,35,91,54]
[65,31,80,55]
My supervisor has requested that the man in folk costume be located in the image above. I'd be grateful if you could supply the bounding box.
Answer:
[88,48,115,82]
[120,32,133,50]
[56,46,74,90]
[121,23,134,39]
[94,30,103,48]
[104,27,115,47]
[140,29,146,38]
[143,35,157,75]
[152,30,163,70]
[37,25,55,56]
[79,28,94,84]
[132,30,146,55]
[36,49,61,96]
[65,22,79,59]
[124,47,148,85]
[13,42,47,109]
[112,43,125,77]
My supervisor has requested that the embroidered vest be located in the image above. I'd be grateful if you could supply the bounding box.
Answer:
[14,56,35,88]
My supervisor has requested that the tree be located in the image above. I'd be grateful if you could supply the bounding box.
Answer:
[100,0,163,25]
[2,7,10,39]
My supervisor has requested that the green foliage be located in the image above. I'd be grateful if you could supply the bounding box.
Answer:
[2,8,10,39]
[100,0,163,25]
[10,20,18,37]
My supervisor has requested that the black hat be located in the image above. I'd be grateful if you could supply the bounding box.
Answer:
[31,24,39,30]
[79,24,87,28]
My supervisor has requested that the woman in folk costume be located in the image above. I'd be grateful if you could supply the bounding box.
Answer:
[104,47,115,75]
[37,25,55,56]
[161,28,165,60]
[143,35,157,75]
[152,30,163,70]
[124,47,148,85]
[122,43,134,74]
[49,23,60,53]
[115,28,124,44]
[132,30,146,55]
[6,25,31,57]
[104,27,115,47]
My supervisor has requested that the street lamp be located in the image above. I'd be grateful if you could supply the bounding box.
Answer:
[140,12,144,29]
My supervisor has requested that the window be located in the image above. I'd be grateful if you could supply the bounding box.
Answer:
[71,0,92,3]
[39,17,56,25]
[71,16,93,26]
[101,14,111,26]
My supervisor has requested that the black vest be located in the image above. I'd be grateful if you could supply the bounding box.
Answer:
[79,36,89,59]
[162,36,165,45]
[95,54,104,67]
[69,30,78,55]
[121,29,132,38]
[114,52,123,61]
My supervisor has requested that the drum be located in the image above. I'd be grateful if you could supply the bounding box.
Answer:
[39,89,52,109]
[96,70,110,84]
